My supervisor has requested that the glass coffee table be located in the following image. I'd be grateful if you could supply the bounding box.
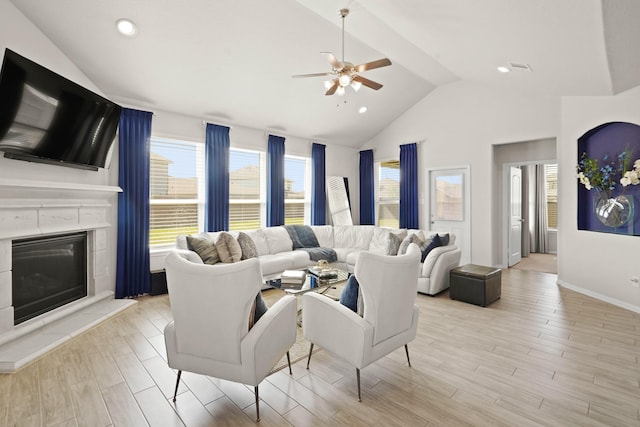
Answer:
[268,269,350,325]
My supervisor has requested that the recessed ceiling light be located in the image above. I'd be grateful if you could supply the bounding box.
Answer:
[116,19,137,36]
[359,106,367,114]
[497,66,510,73]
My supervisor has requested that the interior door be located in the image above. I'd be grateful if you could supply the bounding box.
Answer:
[429,167,470,265]
[508,166,522,266]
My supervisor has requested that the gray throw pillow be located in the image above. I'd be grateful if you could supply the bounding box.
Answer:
[387,232,402,255]
[216,232,242,263]
[398,231,425,255]
[237,232,258,260]
[186,234,220,265]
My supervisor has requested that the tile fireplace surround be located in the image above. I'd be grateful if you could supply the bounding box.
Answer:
[0,178,135,372]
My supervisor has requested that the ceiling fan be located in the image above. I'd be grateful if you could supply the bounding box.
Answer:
[292,8,392,96]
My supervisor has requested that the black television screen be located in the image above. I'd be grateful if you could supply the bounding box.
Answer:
[0,49,121,170]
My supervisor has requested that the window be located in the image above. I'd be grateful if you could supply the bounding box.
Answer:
[377,160,400,228]
[284,155,310,225]
[433,174,464,221]
[229,148,264,230]
[149,138,204,247]
[545,164,558,229]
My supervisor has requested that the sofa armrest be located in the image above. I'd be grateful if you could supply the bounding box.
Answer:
[421,245,456,277]
[425,248,462,294]
[241,294,297,384]
[302,292,373,368]
[172,249,205,264]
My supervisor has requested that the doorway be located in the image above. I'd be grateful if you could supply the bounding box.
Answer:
[493,138,557,274]
[504,162,557,274]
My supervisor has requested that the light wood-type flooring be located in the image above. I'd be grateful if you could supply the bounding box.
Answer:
[0,268,639,426]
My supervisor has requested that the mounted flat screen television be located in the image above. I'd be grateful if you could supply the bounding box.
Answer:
[0,49,121,170]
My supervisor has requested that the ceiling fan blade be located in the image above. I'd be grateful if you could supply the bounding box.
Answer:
[354,58,392,73]
[325,80,339,95]
[352,75,383,90]
[321,52,341,69]
[292,72,333,79]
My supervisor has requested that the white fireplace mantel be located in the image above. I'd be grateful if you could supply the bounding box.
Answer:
[0,178,122,198]
[0,178,132,372]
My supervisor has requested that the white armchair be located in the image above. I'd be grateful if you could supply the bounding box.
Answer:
[163,251,297,422]
[302,243,421,401]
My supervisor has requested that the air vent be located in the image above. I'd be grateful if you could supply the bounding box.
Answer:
[509,62,533,72]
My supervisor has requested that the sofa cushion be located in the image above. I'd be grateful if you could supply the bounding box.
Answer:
[439,233,450,246]
[237,232,258,260]
[289,250,311,269]
[310,225,334,248]
[259,253,296,276]
[186,234,220,265]
[216,232,243,263]
[242,229,270,256]
[333,225,374,249]
[345,250,365,266]
[263,226,293,254]
[368,228,391,255]
[368,228,407,255]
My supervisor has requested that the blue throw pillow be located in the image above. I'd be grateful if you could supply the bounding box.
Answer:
[339,275,360,313]
[421,234,443,262]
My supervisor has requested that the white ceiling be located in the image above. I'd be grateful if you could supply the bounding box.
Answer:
[8,0,639,147]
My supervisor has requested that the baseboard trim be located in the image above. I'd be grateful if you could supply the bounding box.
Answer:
[556,279,640,314]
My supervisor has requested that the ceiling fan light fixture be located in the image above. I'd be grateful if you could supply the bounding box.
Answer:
[351,81,362,92]
[339,74,351,87]
[336,86,346,96]
[324,80,334,90]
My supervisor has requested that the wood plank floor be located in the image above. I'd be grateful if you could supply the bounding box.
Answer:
[0,268,638,426]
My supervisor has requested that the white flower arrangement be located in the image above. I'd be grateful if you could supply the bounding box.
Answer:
[620,159,640,187]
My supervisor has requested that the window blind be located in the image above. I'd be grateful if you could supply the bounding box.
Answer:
[378,160,400,227]
[229,149,263,230]
[149,139,202,247]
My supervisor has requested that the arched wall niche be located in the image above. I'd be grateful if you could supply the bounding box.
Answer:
[577,121,640,235]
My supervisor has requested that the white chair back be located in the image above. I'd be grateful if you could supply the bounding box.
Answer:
[355,243,420,346]
[165,252,263,364]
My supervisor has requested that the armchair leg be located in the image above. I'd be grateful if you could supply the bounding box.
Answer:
[306,343,314,369]
[286,351,292,375]
[254,386,260,422]
[356,368,361,402]
[172,370,182,402]
[405,344,412,367]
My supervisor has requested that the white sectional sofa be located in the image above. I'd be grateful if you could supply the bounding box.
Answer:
[175,225,461,296]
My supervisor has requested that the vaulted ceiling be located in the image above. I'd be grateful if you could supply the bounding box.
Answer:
[9,0,640,147]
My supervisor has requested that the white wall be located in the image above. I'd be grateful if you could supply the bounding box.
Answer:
[559,86,640,312]
[362,81,559,266]
[0,0,120,293]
